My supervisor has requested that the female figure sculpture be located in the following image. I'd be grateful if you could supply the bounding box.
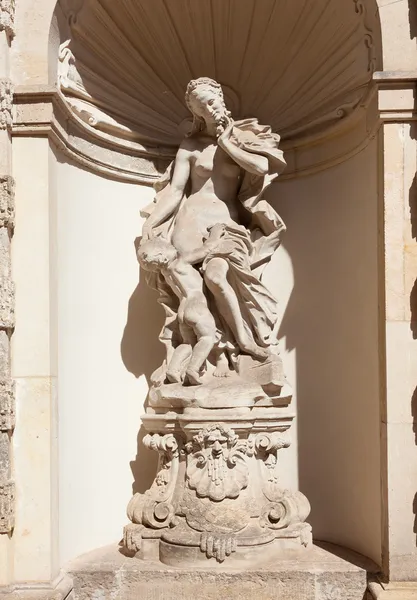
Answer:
[125,80,312,563]
[140,77,287,387]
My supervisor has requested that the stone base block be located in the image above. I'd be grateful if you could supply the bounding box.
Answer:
[0,575,73,600]
[369,580,417,599]
[66,543,374,600]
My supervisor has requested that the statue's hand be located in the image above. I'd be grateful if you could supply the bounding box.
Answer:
[204,223,227,254]
[141,223,154,242]
[208,223,227,241]
[217,119,234,145]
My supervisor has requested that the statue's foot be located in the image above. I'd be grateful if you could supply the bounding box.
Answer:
[241,342,270,360]
[166,370,183,384]
[214,365,232,378]
[186,369,203,386]
[150,364,168,388]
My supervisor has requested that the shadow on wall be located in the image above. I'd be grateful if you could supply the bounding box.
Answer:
[121,238,165,494]
[409,0,417,40]
[414,492,417,548]
[405,0,417,551]
[268,142,381,558]
[409,120,417,546]
[409,122,417,341]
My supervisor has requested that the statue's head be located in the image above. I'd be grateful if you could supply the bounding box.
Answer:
[185,77,231,135]
[137,238,178,271]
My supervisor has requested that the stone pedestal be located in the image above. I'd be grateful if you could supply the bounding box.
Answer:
[67,543,373,600]
[123,371,312,567]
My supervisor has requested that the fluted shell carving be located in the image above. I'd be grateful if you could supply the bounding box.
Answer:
[57,0,379,153]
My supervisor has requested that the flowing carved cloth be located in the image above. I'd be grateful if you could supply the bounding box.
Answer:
[141,118,287,359]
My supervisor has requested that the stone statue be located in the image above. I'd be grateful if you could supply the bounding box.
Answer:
[124,78,311,566]
[140,77,288,392]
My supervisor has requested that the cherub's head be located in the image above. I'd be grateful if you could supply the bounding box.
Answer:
[137,238,178,271]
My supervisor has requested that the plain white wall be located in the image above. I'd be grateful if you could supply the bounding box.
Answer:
[55,153,164,565]
[54,138,381,566]
[268,138,381,564]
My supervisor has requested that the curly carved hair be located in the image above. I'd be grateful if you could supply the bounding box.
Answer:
[137,238,177,270]
[185,77,231,135]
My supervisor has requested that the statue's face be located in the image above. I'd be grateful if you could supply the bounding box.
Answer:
[189,87,226,126]
[137,240,177,271]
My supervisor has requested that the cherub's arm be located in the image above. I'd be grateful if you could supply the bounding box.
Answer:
[142,143,191,240]
[182,224,226,265]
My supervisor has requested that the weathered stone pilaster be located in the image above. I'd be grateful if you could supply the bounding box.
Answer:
[0,1,15,543]
[0,230,14,537]
[374,70,417,583]
[0,0,14,39]
[0,176,15,229]
[0,80,12,131]
[0,479,14,534]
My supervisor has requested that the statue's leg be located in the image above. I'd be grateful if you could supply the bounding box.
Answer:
[166,344,192,383]
[166,320,195,383]
[204,258,269,360]
[184,299,217,385]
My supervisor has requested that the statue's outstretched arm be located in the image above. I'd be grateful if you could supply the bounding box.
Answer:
[142,145,191,238]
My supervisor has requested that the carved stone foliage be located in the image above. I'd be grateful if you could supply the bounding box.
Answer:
[124,416,312,564]
[0,277,14,329]
[0,479,14,533]
[0,175,15,229]
[0,79,13,131]
[0,378,15,431]
[0,0,15,38]
[126,434,179,532]
[199,531,237,563]
[255,432,291,501]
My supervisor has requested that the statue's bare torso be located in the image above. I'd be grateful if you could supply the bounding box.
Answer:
[172,135,241,256]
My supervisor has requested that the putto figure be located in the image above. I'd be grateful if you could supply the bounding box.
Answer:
[137,224,226,385]
[139,77,287,388]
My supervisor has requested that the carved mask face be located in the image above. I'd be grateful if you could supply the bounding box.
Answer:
[206,429,228,457]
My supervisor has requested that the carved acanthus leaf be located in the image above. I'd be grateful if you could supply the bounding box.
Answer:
[0,378,15,431]
[127,433,180,530]
[0,79,12,131]
[0,175,15,229]
[200,531,237,563]
[353,0,376,73]
[255,432,291,501]
[259,490,312,534]
[0,479,14,533]
[0,276,15,329]
[123,523,144,554]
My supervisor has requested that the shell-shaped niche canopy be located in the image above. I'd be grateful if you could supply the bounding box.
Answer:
[56,0,381,182]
